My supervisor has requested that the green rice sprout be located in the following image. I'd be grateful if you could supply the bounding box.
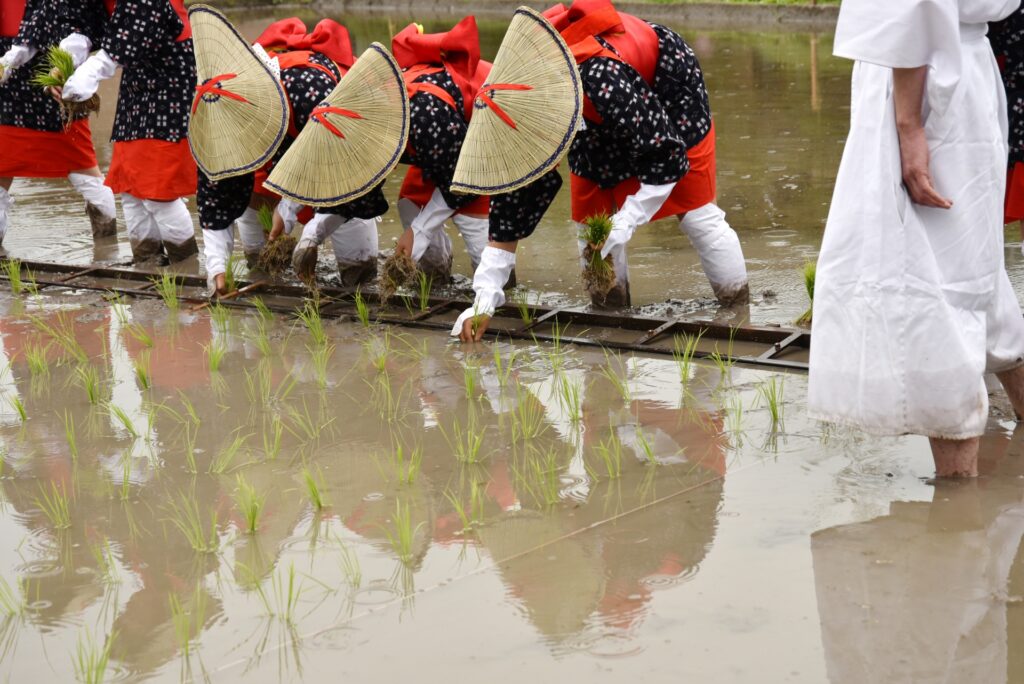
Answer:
[296,300,327,347]
[166,493,219,553]
[73,363,101,404]
[169,582,206,661]
[443,482,485,534]
[725,393,744,441]
[526,449,562,508]
[125,322,153,348]
[383,500,424,567]
[253,296,272,322]
[24,340,51,378]
[557,376,583,423]
[63,410,78,463]
[153,273,181,312]
[511,386,547,441]
[600,351,631,404]
[209,432,247,474]
[463,362,479,400]
[417,271,433,312]
[233,474,265,534]
[260,563,302,624]
[672,330,704,384]
[35,481,72,529]
[337,541,362,588]
[204,341,226,373]
[2,259,26,295]
[31,47,76,90]
[182,422,198,474]
[354,288,371,328]
[512,290,536,325]
[262,415,283,460]
[579,214,616,297]
[6,395,25,423]
[592,432,623,479]
[795,261,816,327]
[257,205,274,234]
[442,413,485,464]
[30,312,88,364]
[107,403,138,438]
[0,576,26,617]
[310,343,334,389]
[224,252,241,294]
[634,427,658,466]
[209,304,231,334]
[72,628,114,684]
[285,401,332,444]
[133,350,151,390]
[250,315,272,357]
[391,444,422,485]
[302,466,327,510]
[493,346,517,388]
[121,457,133,501]
[89,538,120,587]
[757,376,785,428]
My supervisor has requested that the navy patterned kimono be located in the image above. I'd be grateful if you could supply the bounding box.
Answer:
[991,8,1024,167]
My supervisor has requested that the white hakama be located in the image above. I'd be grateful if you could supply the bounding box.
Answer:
[808,0,1024,439]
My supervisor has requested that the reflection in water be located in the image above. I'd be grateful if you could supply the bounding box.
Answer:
[812,433,1024,683]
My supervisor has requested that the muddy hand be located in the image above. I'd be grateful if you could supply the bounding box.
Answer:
[269,210,285,241]
[213,273,228,298]
[460,315,490,343]
[395,228,415,258]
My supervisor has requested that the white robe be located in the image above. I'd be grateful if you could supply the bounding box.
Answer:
[808,0,1024,439]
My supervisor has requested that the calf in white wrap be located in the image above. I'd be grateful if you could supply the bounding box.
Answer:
[808,0,1024,476]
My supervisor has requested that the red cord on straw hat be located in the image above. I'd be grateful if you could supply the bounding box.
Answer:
[476,83,533,130]
[310,105,364,138]
[192,74,250,114]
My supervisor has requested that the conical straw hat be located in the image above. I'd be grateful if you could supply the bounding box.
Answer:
[451,7,583,196]
[263,43,410,207]
[188,5,289,181]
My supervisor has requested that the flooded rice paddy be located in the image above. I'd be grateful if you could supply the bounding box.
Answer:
[2,11,1024,684]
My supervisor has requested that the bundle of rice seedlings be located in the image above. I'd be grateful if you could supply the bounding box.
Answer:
[31,47,100,125]
[257,205,274,234]
[795,260,816,327]
[255,234,297,277]
[579,213,617,300]
[379,251,418,301]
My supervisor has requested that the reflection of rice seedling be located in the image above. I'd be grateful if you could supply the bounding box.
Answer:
[169,587,206,660]
[35,481,72,529]
[463,362,479,400]
[337,541,362,588]
[89,538,120,587]
[390,444,422,485]
[74,363,101,404]
[557,376,583,423]
[444,482,485,534]
[592,432,623,479]
[63,410,78,463]
[310,343,334,389]
[259,563,302,624]
[133,350,151,390]
[757,376,785,428]
[24,340,50,377]
[2,259,26,295]
[672,331,704,384]
[379,251,418,301]
[635,427,658,465]
[250,316,272,357]
[354,288,371,328]
[204,341,226,373]
[600,351,631,404]
[0,576,25,617]
[72,629,114,684]
[442,414,485,464]
[208,304,231,334]
[511,385,547,442]
[209,432,247,474]
[579,214,616,300]
[795,261,816,327]
[725,393,744,441]
[166,493,219,553]
[527,449,561,508]
[493,346,517,388]
[7,395,25,423]
[512,290,536,325]
[285,401,333,443]
[296,300,327,347]
[383,500,424,567]
[417,271,433,312]
[362,331,391,373]
[30,313,87,363]
[182,422,197,474]
[233,474,265,534]
[125,322,153,348]
[262,415,282,460]
[32,47,101,123]
[302,467,327,510]
[153,273,181,312]
[108,403,138,438]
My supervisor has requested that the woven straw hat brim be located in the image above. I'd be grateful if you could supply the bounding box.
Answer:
[264,43,410,208]
[188,4,289,181]
[451,7,583,196]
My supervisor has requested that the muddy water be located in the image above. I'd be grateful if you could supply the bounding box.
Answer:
[3,12,1024,684]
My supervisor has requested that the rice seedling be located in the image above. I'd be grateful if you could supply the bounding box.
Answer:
[209,432,247,474]
[262,415,283,460]
[673,330,704,384]
[72,629,114,684]
[204,340,227,373]
[153,273,181,312]
[511,385,547,442]
[390,443,422,485]
[74,363,101,404]
[119,454,132,501]
[30,312,87,364]
[417,271,433,312]
[233,474,265,534]
[444,481,486,534]
[795,260,816,327]
[527,449,562,508]
[725,392,745,443]
[383,500,424,567]
[634,427,658,466]
[0,576,25,617]
[224,252,241,294]
[709,327,738,377]
[337,541,362,588]
[32,47,101,123]
[6,395,25,423]
[557,375,583,423]
[493,346,517,388]
[309,343,334,389]
[89,538,120,587]
[259,563,302,624]
[285,401,332,444]
[592,432,624,479]
[124,321,153,348]
[165,493,219,553]
[182,422,197,474]
[757,376,785,428]
[23,339,50,378]
[354,287,371,328]
[110,295,130,325]
[296,300,327,347]
[442,414,485,464]
[169,593,192,659]
[133,350,151,390]
[463,361,479,400]
[302,467,327,510]
[599,351,631,404]
[107,403,139,438]
[35,481,72,529]
[253,296,273,322]
[512,289,536,325]
[250,319,273,358]
[63,409,78,463]
[2,259,26,295]
[209,303,232,334]
[579,214,617,301]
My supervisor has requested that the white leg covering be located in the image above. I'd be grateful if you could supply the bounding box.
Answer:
[452,214,489,270]
[143,198,197,261]
[0,187,11,245]
[328,216,379,286]
[67,173,116,219]
[678,203,749,304]
[203,228,233,280]
[235,206,266,262]
[418,226,453,278]
[122,194,162,260]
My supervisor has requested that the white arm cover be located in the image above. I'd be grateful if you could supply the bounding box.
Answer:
[601,182,676,258]
[0,44,36,71]
[62,49,118,102]
[276,199,301,235]
[450,246,516,336]
[59,33,93,68]
[251,43,281,81]
[410,188,457,262]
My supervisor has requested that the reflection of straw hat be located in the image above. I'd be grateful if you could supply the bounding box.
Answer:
[264,43,410,207]
[187,5,289,181]
[451,7,582,196]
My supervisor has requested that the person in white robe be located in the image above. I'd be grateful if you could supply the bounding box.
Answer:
[809,0,1024,477]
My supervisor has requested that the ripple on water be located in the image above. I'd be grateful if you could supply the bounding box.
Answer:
[351,581,401,606]
[562,631,645,658]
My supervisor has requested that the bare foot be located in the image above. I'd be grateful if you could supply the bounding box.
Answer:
[929,436,980,478]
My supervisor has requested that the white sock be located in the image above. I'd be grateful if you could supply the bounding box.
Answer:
[68,173,116,220]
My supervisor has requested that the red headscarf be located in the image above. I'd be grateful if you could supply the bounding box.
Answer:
[391,16,490,120]
[256,18,355,70]
[543,0,657,84]
[0,0,27,38]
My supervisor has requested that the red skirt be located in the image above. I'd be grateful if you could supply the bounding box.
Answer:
[570,122,718,223]
[0,120,98,178]
[1006,161,1024,223]
[400,165,490,215]
[106,139,197,200]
